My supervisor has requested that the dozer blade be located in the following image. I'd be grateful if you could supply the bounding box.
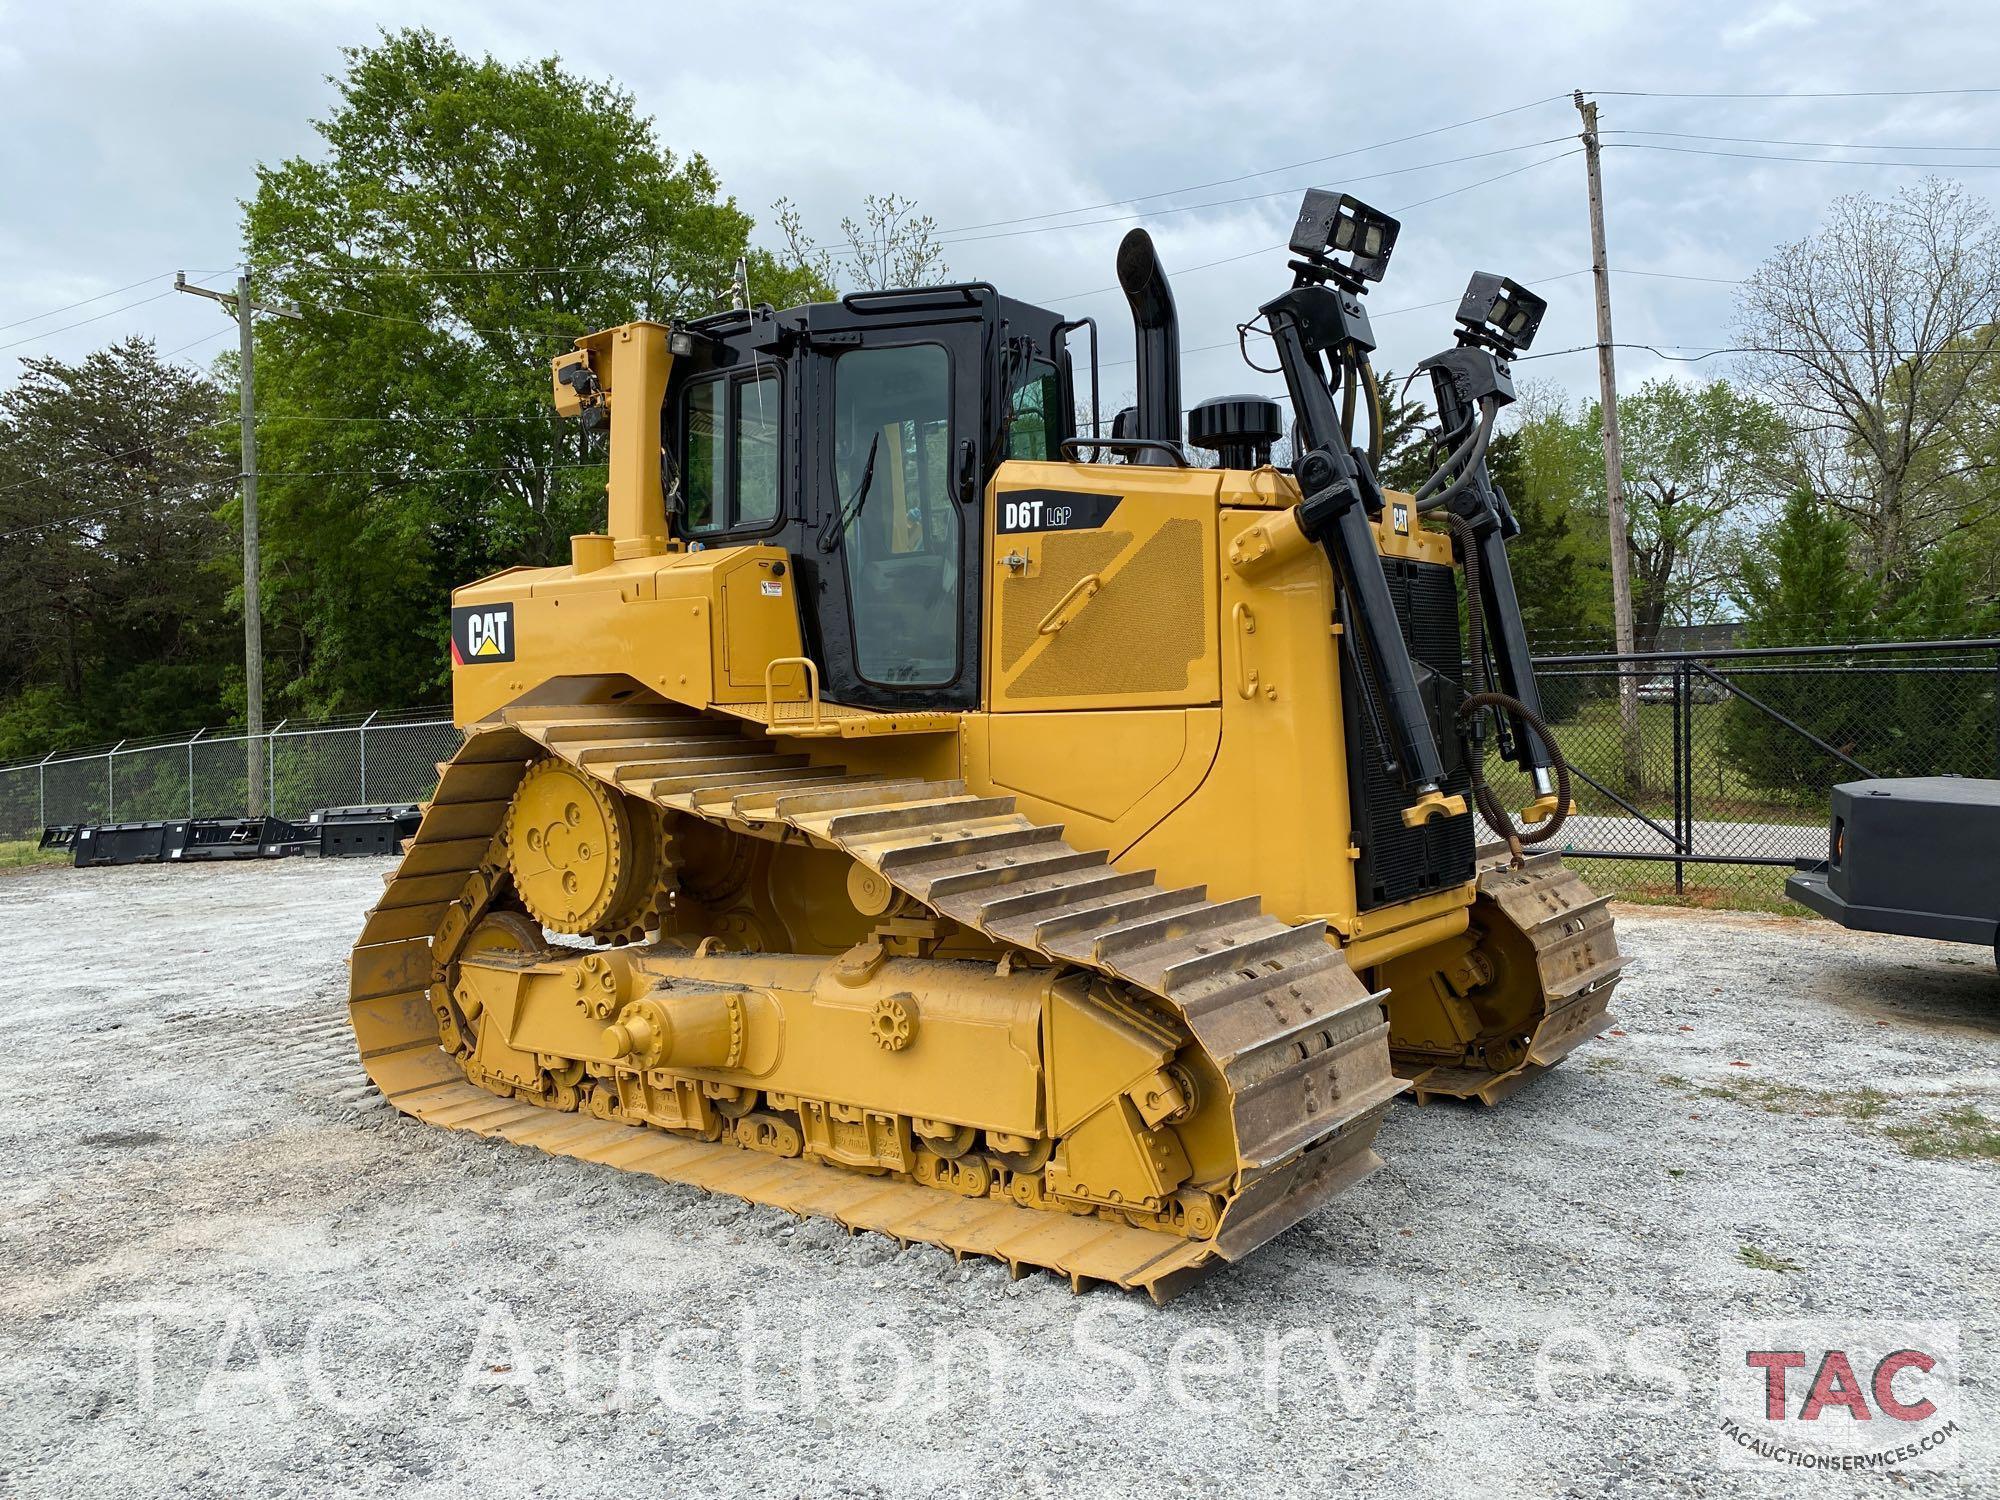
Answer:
[347,704,1405,1303]
[1396,851,1625,1106]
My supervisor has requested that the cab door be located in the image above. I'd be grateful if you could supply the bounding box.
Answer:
[799,308,989,712]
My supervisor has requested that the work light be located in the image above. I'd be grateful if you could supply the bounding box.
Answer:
[1287,191,1400,286]
[1454,272,1546,355]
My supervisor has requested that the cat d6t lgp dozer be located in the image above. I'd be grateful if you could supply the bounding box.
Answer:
[348,191,1623,1302]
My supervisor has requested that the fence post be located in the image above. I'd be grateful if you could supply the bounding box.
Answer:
[186,727,205,819]
[1672,663,1686,896]
[37,748,55,831]
[359,710,378,805]
[106,740,125,821]
[266,719,288,818]
[1993,648,1999,777]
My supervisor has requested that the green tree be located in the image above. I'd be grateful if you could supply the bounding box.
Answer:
[1723,494,1879,796]
[1370,368,1434,491]
[1724,493,1998,794]
[0,338,234,756]
[1502,382,1612,647]
[242,29,833,716]
[1485,428,1593,649]
[1589,378,1788,649]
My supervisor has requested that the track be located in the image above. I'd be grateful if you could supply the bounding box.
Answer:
[348,703,1406,1303]
[1400,856,1626,1106]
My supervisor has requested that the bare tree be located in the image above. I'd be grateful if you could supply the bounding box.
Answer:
[773,193,949,293]
[1734,177,2000,584]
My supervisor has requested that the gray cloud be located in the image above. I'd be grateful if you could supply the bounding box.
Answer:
[4,0,1999,417]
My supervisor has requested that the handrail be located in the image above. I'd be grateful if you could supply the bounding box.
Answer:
[1036,574,1102,636]
[839,282,999,315]
[762,656,823,730]
[1058,436,1189,467]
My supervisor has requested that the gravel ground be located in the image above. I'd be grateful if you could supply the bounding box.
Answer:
[0,857,1994,1497]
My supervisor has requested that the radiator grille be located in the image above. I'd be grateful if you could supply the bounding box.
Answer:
[1002,521,1205,700]
[1344,556,1476,910]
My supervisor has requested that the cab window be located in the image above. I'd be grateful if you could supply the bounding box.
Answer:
[680,369,780,532]
[1007,359,1061,460]
[833,344,958,687]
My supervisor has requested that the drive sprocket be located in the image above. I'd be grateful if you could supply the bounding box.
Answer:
[504,757,650,935]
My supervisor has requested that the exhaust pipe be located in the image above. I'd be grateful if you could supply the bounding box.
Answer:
[1116,229,1182,448]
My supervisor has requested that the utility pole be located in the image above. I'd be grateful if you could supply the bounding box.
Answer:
[1574,91,1644,790]
[174,272,300,815]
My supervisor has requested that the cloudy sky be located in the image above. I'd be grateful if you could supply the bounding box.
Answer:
[4,0,2000,417]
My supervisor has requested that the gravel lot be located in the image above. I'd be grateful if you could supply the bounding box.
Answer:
[0,857,1994,1497]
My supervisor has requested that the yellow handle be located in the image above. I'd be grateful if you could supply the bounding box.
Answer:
[1232,602,1260,699]
[1035,573,1102,635]
[762,655,822,728]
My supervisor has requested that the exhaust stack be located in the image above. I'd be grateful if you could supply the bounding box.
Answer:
[1116,229,1182,449]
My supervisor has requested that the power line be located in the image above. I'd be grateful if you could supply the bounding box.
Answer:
[0,272,179,334]
[1098,269,1598,371]
[1032,148,1584,305]
[1594,86,2000,101]
[1615,267,1744,285]
[937,136,1579,248]
[0,289,179,354]
[936,94,1572,235]
[1610,141,2000,170]
[1516,340,2000,364]
[1608,128,2000,154]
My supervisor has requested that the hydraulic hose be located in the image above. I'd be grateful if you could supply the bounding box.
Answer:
[1416,400,1498,513]
[1444,511,1570,854]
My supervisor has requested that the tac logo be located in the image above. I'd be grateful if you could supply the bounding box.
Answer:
[450,603,516,665]
[1717,1320,1959,1472]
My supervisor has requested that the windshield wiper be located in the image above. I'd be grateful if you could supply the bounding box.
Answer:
[817,431,881,552]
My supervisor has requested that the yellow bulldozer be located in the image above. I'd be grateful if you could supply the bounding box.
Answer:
[347,191,1623,1302]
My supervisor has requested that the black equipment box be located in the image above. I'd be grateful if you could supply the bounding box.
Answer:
[1787,777,2000,960]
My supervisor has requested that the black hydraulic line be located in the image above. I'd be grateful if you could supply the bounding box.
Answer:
[1360,357,1385,467]
[1419,349,1556,780]
[1412,406,1485,502]
[1262,298,1448,793]
[1414,400,1497,512]
[1447,511,1570,848]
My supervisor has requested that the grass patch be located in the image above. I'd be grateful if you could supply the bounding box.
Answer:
[1699,1076,1890,1121]
[0,839,67,873]
[1564,859,1804,915]
[1661,1072,1996,1164]
[1738,1245,1803,1273]
[1885,1105,2000,1162]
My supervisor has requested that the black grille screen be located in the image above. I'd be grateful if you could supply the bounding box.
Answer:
[1341,556,1476,910]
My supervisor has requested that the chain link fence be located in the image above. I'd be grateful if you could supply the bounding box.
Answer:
[1477,638,2000,909]
[6,638,1997,913]
[0,707,461,841]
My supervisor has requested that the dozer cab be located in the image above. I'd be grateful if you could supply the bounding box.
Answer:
[348,192,1623,1302]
